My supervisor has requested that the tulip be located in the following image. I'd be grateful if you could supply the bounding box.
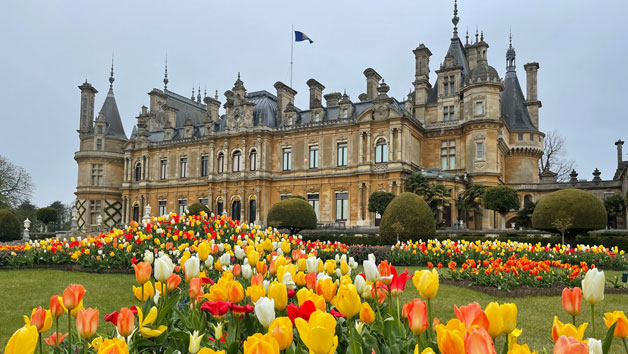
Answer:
[228,281,245,303]
[243,333,280,354]
[390,268,410,297]
[242,264,253,279]
[360,302,375,324]
[406,299,429,335]
[137,306,167,338]
[268,317,293,350]
[62,284,86,310]
[484,302,503,338]
[297,258,307,272]
[197,241,210,261]
[335,284,361,319]
[189,330,203,354]
[363,260,380,282]
[553,335,588,354]
[255,297,276,328]
[133,262,152,285]
[44,332,68,347]
[305,272,317,290]
[166,273,182,292]
[500,303,517,335]
[582,268,605,336]
[27,307,53,333]
[76,308,99,339]
[154,254,174,282]
[246,285,266,303]
[316,277,337,303]
[268,281,288,311]
[185,256,201,282]
[117,307,135,338]
[50,295,65,318]
[248,250,260,266]
[92,337,129,354]
[306,256,319,274]
[412,269,439,300]
[4,324,38,354]
[551,316,588,342]
[454,302,489,330]
[561,287,582,319]
[257,261,268,275]
[465,327,496,354]
[199,349,225,354]
[509,344,537,354]
[133,281,155,302]
[189,277,203,301]
[415,347,435,354]
[378,260,395,285]
[295,310,338,354]
[435,319,466,354]
[603,311,628,338]
[587,338,602,354]
[143,250,154,264]
[201,301,231,319]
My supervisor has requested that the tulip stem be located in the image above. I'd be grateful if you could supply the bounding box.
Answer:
[38,333,42,354]
[55,318,59,346]
[142,285,145,303]
[572,315,576,326]
[591,304,595,338]
[396,296,402,334]
[623,338,628,354]
[68,313,72,352]
[427,298,433,342]
[83,340,88,354]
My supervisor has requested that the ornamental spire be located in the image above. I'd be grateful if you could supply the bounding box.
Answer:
[163,55,169,91]
[452,0,459,37]
[109,53,115,89]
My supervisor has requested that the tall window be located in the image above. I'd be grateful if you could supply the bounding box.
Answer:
[309,146,319,169]
[135,162,142,182]
[518,134,523,141]
[475,101,484,115]
[314,112,320,122]
[89,200,101,225]
[342,109,348,119]
[249,199,257,223]
[443,106,455,121]
[91,164,103,186]
[250,150,257,171]
[180,157,188,178]
[307,194,320,219]
[529,134,534,141]
[96,139,103,151]
[337,143,348,167]
[232,151,241,172]
[201,155,208,177]
[335,192,348,221]
[160,159,167,179]
[178,199,187,215]
[231,199,241,220]
[158,200,167,216]
[216,199,224,215]
[443,75,455,96]
[441,140,456,170]
[283,148,292,171]
[217,153,224,173]
[476,142,484,160]
[375,139,389,163]
[97,125,103,134]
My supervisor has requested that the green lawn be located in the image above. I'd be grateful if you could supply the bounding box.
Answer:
[1,269,627,352]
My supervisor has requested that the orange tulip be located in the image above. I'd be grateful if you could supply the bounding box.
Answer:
[62,284,86,310]
[603,311,628,338]
[50,295,65,318]
[167,274,182,292]
[251,274,264,286]
[316,278,337,303]
[435,319,466,354]
[406,299,429,335]
[233,264,241,277]
[133,262,152,285]
[228,281,245,304]
[378,261,395,285]
[257,261,268,276]
[553,335,588,354]
[117,307,135,337]
[28,307,53,333]
[453,302,489,330]
[360,302,375,324]
[305,272,317,290]
[465,327,496,354]
[561,287,582,317]
[44,332,68,347]
[189,277,203,300]
[76,308,99,339]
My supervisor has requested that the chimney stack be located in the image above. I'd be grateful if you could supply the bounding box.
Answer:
[306,79,325,109]
[616,139,625,167]
[524,62,540,101]
[324,92,342,107]
[363,68,382,100]
[274,81,297,123]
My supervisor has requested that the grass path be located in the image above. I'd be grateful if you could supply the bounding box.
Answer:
[1,268,627,352]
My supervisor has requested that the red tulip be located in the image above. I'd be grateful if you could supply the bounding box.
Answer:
[231,304,254,318]
[390,268,409,297]
[561,287,582,317]
[200,301,232,319]
[286,300,317,325]
[44,332,68,347]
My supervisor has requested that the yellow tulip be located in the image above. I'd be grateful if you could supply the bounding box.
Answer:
[500,303,517,335]
[412,269,439,300]
[324,260,336,275]
[92,337,129,354]
[268,317,293,350]
[340,260,350,275]
[295,310,338,354]
[297,258,307,272]
[133,282,155,301]
[551,316,588,342]
[604,311,628,338]
[246,285,266,303]
[415,346,436,354]
[509,343,537,354]
[189,330,203,354]
[243,333,279,354]
[435,319,466,354]
[295,272,306,286]
[360,302,375,324]
[335,284,361,319]
[248,250,260,266]
[268,282,288,311]
[316,278,337,303]
[4,324,38,354]
[484,302,503,338]
[197,241,210,262]
[137,306,167,338]
[281,241,291,254]
[198,349,226,354]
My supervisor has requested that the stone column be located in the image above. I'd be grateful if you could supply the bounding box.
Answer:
[358,184,363,221]
[256,187,261,225]
[224,141,230,174]
[242,139,247,171]
[397,128,402,160]
[366,132,372,162]
[241,188,246,221]
[358,133,364,163]
[389,129,395,161]
[365,183,371,226]
[123,158,128,182]
[257,136,263,172]
[209,142,215,176]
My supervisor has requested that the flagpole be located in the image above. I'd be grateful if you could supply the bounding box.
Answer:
[290,24,294,88]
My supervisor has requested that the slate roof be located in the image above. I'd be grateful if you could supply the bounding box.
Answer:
[427,37,469,105]
[501,70,538,132]
[99,88,127,140]
[163,89,206,127]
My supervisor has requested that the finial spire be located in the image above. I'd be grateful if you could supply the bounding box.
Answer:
[197,85,201,102]
[452,0,459,37]
[465,27,469,45]
[480,31,484,42]
[191,86,195,100]
[109,53,115,89]
[237,72,241,80]
[215,90,218,99]
[475,26,479,43]
[509,29,512,48]
[163,55,168,91]
[204,87,207,98]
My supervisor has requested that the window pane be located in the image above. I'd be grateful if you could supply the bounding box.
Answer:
[449,140,455,146]
[383,144,389,162]
[441,141,447,147]
[442,156,448,169]
[450,155,455,169]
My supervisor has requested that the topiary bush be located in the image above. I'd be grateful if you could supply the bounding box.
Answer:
[532,189,607,243]
[380,192,436,243]
[187,202,210,216]
[0,209,21,241]
[267,198,317,234]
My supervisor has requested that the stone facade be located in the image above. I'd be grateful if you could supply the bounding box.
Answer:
[74,8,556,231]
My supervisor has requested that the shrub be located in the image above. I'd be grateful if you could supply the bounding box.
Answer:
[380,192,436,243]
[532,189,607,243]
[368,191,395,216]
[483,186,520,229]
[36,207,57,226]
[267,198,317,234]
[187,202,210,216]
[0,209,21,241]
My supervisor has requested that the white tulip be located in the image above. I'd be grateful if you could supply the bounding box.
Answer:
[205,255,214,269]
[368,253,376,264]
[234,246,245,260]
[184,256,200,279]
[143,251,154,264]
[348,257,358,269]
[282,272,296,290]
[154,255,174,282]
[341,254,347,263]
[254,297,276,328]
[587,338,602,354]
[306,257,319,274]
[582,268,605,305]
[218,244,225,252]
[153,288,160,303]
[316,273,331,281]
[334,254,340,262]
[242,264,253,279]
[220,253,231,267]
[188,330,203,354]
[263,280,270,294]
[363,260,380,282]
[354,274,367,295]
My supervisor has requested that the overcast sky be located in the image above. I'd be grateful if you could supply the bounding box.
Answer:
[1,0,626,207]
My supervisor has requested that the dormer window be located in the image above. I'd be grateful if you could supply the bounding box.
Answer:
[475,101,484,116]
[518,134,523,141]
[97,125,103,134]
[314,112,320,122]
[443,106,455,121]
[96,139,103,151]
[443,75,455,97]
[342,109,348,119]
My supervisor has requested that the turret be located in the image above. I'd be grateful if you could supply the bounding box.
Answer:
[78,81,97,134]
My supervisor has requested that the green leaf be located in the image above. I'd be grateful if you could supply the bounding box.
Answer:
[602,321,617,354]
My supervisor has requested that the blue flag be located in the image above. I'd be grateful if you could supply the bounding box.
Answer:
[295,31,313,44]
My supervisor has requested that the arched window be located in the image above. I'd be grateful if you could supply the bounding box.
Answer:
[250,149,257,171]
[232,151,242,172]
[132,205,140,222]
[375,139,389,164]
[217,153,224,173]
[135,162,142,182]
[216,198,224,215]
[249,198,257,223]
[232,198,241,220]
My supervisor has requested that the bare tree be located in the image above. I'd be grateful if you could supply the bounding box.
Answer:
[539,130,576,181]
[0,155,34,208]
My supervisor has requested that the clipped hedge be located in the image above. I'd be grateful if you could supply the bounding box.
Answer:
[187,202,210,216]
[267,198,317,234]
[380,192,436,243]
[0,209,21,241]
[532,189,607,235]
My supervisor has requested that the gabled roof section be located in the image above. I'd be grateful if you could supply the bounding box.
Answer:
[501,72,538,132]
[163,89,206,127]
[99,88,127,140]
[444,37,470,77]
